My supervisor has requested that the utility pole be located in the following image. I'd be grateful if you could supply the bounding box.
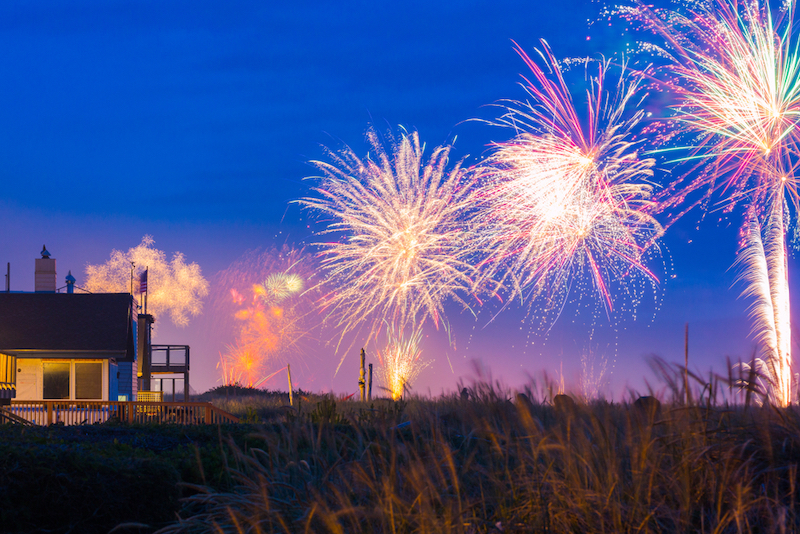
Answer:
[359,348,366,402]
[129,262,135,296]
[368,363,373,401]
[287,364,293,407]
[684,323,690,405]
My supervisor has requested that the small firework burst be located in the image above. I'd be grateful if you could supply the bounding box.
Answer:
[257,273,304,305]
[375,324,431,401]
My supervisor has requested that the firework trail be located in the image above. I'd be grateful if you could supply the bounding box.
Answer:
[299,128,484,359]
[208,246,320,388]
[479,42,663,321]
[84,235,209,329]
[579,344,610,401]
[736,202,792,405]
[375,323,431,400]
[621,0,800,404]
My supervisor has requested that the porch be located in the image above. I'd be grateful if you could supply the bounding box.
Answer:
[3,399,239,425]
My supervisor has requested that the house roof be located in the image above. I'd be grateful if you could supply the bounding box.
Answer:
[0,293,134,354]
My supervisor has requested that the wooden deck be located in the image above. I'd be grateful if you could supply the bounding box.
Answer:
[6,400,239,425]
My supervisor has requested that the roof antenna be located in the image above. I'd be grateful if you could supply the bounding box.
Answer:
[129,261,135,296]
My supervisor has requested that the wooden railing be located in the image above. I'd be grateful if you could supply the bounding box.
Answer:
[7,400,239,426]
[0,406,33,425]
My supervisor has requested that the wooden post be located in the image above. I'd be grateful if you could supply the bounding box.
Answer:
[684,323,690,405]
[287,364,293,407]
[368,363,373,401]
[46,401,52,426]
[359,348,366,402]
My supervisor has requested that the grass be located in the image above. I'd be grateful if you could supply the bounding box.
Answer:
[4,362,800,533]
[154,367,800,533]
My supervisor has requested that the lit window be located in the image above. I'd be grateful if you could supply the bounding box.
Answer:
[43,362,70,400]
[75,362,102,400]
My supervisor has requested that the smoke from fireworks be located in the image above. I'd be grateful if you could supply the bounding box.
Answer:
[299,128,483,356]
[480,42,663,321]
[84,235,209,328]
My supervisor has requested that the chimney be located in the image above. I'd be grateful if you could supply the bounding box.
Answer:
[35,245,56,293]
[65,270,76,294]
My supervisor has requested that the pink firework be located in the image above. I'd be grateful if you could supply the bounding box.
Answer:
[479,42,663,320]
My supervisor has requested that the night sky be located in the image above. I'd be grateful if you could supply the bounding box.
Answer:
[0,0,790,398]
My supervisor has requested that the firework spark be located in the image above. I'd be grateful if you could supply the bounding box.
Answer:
[580,345,610,401]
[375,324,430,400]
[480,42,663,320]
[84,235,209,328]
[299,128,483,346]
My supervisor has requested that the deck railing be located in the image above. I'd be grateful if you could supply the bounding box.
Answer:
[151,345,189,371]
[7,400,239,425]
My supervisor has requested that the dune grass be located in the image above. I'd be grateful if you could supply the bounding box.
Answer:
[155,367,800,533]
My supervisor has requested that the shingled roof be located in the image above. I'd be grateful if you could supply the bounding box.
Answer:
[0,293,135,356]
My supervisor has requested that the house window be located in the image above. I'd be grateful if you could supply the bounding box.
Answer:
[75,362,102,399]
[43,362,70,399]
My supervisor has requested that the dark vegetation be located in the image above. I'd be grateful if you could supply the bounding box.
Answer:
[4,367,800,533]
[0,423,252,534]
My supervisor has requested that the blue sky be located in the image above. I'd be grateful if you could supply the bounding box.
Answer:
[0,0,788,397]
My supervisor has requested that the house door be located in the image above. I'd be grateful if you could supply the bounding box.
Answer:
[16,359,38,399]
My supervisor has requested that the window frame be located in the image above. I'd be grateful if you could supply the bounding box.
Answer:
[42,361,71,400]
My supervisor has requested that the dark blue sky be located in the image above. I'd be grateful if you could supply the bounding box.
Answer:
[0,0,786,397]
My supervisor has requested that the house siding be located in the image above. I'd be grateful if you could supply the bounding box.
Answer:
[108,361,119,402]
[118,361,137,401]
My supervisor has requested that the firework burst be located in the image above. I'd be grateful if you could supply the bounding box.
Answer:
[299,128,483,343]
[625,0,800,218]
[623,0,800,404]
[479,42,663,320]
